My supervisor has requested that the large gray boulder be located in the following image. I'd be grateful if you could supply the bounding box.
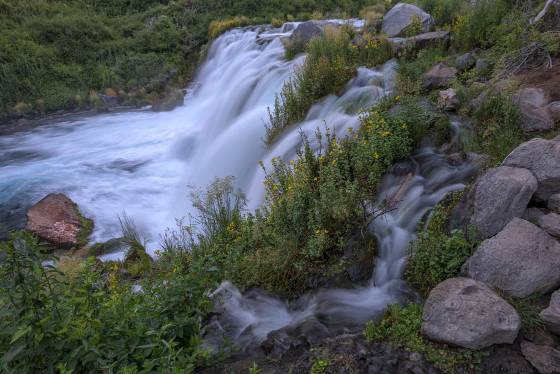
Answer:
[503,137,560,202]
[540,290,560,335]
[422,277,520,349]
[382,3,434,37]
[289,21,323,51]
[470,166,537,238]
[515,88,555,133]
[464,218,560,298]
[539,213,560,238]
[456,52,476,72]
[421,63,457,90]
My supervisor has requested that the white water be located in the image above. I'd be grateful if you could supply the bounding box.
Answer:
[1,23,476,345]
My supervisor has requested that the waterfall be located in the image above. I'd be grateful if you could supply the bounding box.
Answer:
[0,22,477,347]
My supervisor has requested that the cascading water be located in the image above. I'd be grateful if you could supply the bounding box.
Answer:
[0,22,478,349]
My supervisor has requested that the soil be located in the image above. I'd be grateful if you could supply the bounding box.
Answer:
[516,57,560,101]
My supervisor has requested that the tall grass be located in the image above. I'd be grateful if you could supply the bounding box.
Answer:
[266,26,393,144]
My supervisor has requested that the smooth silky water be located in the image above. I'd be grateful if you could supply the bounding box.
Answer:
[0,22,476,346]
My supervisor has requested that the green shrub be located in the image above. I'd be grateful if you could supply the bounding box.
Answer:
[405,192,478,296]
[466,91,523,162]
[364,304,485,373]
[267,27,393,144]
[0,231,213,373]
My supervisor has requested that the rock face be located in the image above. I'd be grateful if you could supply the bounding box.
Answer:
[382,3,434,37]
[26,193,87,248]
[549,193,560,213]
[387,31,449,53]
[521,340,560,374]
[421,63,457,90]
[456,52,476,72]
[503,137,560,202]
[540,289,560,335]
[464,218,560,298]
[539,213,560,238]
[151,89,184,112]
[515,87,555,132]
[470,166,537,238]
[549,101,560,122]
[437,88,459,111]
[422,277,520,349]
[289,21,323,50]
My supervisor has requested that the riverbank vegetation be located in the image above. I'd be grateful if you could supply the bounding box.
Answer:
[0,0,374,121]
[2,0,560,372]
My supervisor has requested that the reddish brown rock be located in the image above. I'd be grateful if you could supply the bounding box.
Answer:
[25,193,89,248]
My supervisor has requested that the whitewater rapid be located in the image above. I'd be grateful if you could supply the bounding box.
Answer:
[1,22,477,346]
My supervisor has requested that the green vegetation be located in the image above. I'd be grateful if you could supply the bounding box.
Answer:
[0,231,214,373]
[405,193,478,296]
[396,48,447,96]
[0,0,376,120]
[505,294,546,333]
[267,26,393,144]
[364,304,485,373]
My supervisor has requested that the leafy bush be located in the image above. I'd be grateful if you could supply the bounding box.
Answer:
[466,91,523,162]
[451,0,510,51]
[364,304,485,373]
[267,27,393,144]
[405,194,478,296]
[0,231,212,373]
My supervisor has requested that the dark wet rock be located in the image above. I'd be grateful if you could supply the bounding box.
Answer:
[151,89,184,112]
[502,137,560,202]
[25,193,91,248]
[480,344,537,374]
[422,277,520,349]
[382,2,434,37]
[539,213,560,238]
[421,63,457,90]
[523,207,547,223]
[541,289,560,335]
[464,218,560,298]
[470,166,537,238]
[456,52,476,72]
[387,31,450,54]
[521,340,560,374]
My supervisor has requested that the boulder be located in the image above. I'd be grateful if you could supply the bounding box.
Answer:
[456,52,476,72]
[437,88,459,111]
[387,31,449,54]
[288,21,323,51]
[470,166,537,238]
[549,193,560,213]
[502,137,560,202]
[382,3,434,37]
[540,290,560,335]
[520,340,560,374]
[515,88,555,132]
[464,218,560,298]
[548,101,560,122]
[475,58,490,78]
[422,277,520,349]
[25,193,90,248]
[421,63,457,90]
[539,213,560,238]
